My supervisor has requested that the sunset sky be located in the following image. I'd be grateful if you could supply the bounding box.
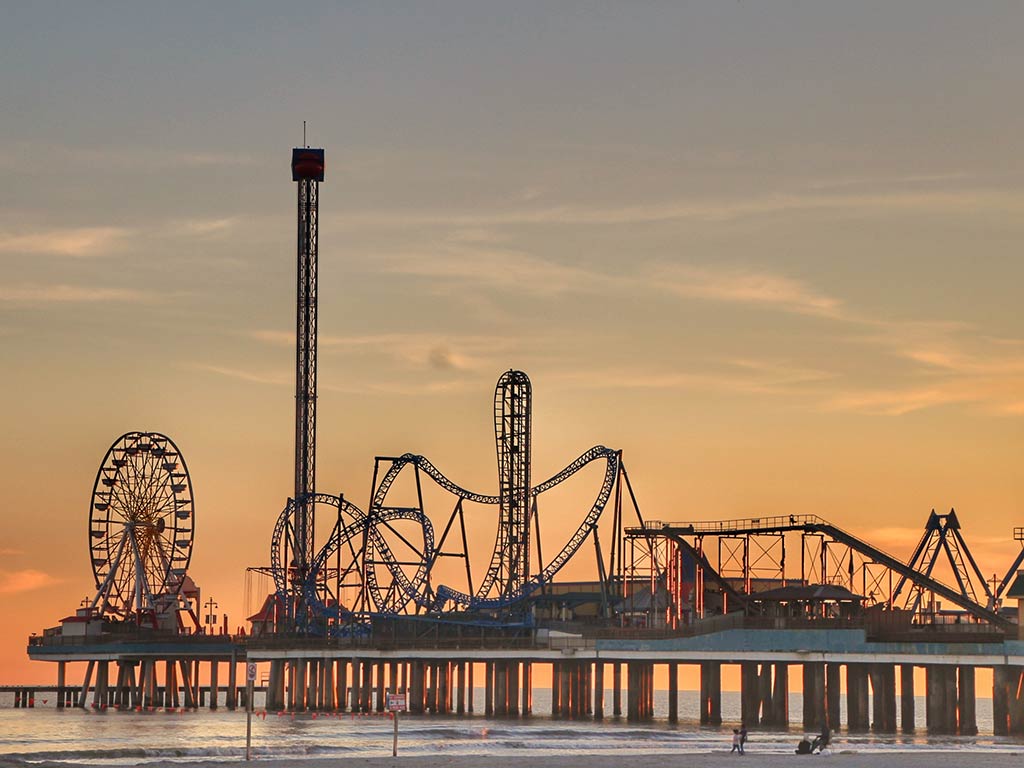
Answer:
[2,2,1023,683]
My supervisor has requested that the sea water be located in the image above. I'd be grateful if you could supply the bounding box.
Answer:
[1,689,1022,765]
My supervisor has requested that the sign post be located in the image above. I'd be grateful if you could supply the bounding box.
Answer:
[245,662,257,761]
[386,692,407,756]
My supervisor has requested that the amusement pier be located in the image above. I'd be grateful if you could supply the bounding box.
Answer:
[22,146,1024,737]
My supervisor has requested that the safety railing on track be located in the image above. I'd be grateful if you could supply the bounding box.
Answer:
[634,514,825,535]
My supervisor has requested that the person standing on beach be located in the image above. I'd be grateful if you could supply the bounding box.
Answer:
[739,723,747,754]
[730,729,741,754]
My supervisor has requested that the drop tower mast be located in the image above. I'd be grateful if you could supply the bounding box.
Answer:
[290,145,325,626]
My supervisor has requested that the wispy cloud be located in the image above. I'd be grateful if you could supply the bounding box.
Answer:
[333,187,1024,231]
[0,284,153,304]
[188,363,291,387]
[653,265,843,318]
[828,325,1024,416]
[825,386,978,416]
[167,217,239,237]
[0,226,129,257]
[806,172,971,192]
[248,329,513,374]
[544,358,836,399]
[0,143,256,173]
[0,569,61,595]
[378,244,611,297]
[0,547,23,556]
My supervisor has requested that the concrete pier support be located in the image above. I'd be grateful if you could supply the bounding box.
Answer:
[494,662,507,715]
[769,663,789,727]
[209,661,219,710]
[409,662,424,714]
[926,665,959,734]
[267,660,285,711]
[553,661,588,719]
[700,661,722,725]
[826,664,842,729]
[802,662,826,729]
[286,661,297,710]
[56,662,66,710]
[626,663,639,721]
[456,662,466,714]
[484,662,494,716]
[993,666,1009,735]
[593,663,604,720]
[613,663,622,717]
[561,662,573,717]
[112,662,127,709]
[626,662,653,722]
[505,661,517,715]
[551,662,562,717]
[78,660,95,709]
[376,662,386,713]
[336,660,348,712]
[350,660,362,712]
[958,666,977,735]
[522,661,532,716]
[139,660,153,709]
[740,662,760,725]
[869,664,897,733]
[900,664,915,733]
[847,664,869,731]
[227,654,237,710]
[361,660,373,712]
[94,660,109,709]
[1010,668,1024,735]
[296,660,309,711]
[308,660,319,710]
[993,665,1024,736]
[667,662,678,724]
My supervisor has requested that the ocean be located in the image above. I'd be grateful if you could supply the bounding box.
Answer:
[1,689,1021,765]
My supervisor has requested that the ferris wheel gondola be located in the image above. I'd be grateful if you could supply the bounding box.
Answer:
[88,431,195,621]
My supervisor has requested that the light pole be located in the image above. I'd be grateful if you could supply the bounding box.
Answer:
[204,597,219,633]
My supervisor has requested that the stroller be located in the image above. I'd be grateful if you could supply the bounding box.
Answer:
[795,731,829,755]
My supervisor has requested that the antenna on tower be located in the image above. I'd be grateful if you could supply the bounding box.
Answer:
[303,120,307,148]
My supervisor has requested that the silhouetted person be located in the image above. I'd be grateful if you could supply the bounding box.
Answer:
[811,722,830,753]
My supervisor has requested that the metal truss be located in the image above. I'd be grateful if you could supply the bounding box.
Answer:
[625,513,1011,627]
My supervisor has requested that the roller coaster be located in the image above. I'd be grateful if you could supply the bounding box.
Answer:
[266,370,643,633]
[626,510,1022,630]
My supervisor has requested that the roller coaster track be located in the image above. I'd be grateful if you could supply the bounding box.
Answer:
[272,492,442,618]
[361,506,435,613]
[630,514,1011,628]
[370,446,621,611]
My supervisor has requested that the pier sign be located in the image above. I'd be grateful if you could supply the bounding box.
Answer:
[386,692,407,712]
[246,662,257,682]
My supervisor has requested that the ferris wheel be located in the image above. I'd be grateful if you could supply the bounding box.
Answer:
[88,431,194,620]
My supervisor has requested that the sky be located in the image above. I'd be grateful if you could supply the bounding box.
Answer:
[1,2,1023,683]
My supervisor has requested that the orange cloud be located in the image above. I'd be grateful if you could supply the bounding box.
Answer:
[0,569,61,595]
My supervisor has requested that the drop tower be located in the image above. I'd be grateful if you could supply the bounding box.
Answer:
[290,145,324,623]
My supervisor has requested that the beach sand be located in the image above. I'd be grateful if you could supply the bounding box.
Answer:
[6,753,1024,768]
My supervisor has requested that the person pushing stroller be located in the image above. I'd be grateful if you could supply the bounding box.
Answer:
[795,722,830,755]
